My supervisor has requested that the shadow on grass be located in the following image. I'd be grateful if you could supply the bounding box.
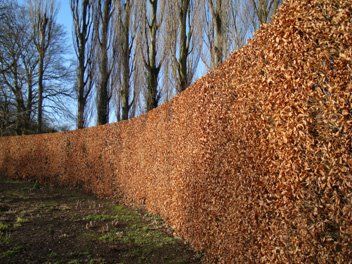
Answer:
[0,177,202,264]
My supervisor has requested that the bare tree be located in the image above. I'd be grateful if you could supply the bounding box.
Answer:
[0,0,9,35]
[29,0,56,132]
[21,32,38,133]
[177,0,191,92]
[0,0,283,135]
[27,0,74,133]
[206,1,246,67]
[139,0,165,112]
[114,0,136,120]
[0,0,9,21]
[94,0,114,125]
[167,0,202,93]
[208,0,225,67]
[71,0,94,129]
[0,84,15,135]
[0,2,35,134]
[249,0,281,30]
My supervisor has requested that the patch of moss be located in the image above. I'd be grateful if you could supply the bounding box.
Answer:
[99,232,120,242]
[0,232,11,244]
[0,222,9,231]
[48,250,58,258]
[13,217,30,228]
[1,245,23,258]
[78,231,97,242]
[112,205,142,224]
[103,205,178,250]
[83,214,115,222]
[84,205,143,224]
[99,224,176,251]
[124,228,176,247]
[32,181,41,190]
[16,217,29,224]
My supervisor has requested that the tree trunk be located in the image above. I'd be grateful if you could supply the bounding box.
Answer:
[208,0,224,67]
[77,30,86,128]
[146,0,160,112]
[77,86,85,129]
[74,0,91,129]
[121,1,131,120]
[177,0,190,93]
[37,54,44,133]
[97,56,109,125]
[213,0,223,66]
[146,67,159,111]
[25,71,33,133]
[97,0,111,125]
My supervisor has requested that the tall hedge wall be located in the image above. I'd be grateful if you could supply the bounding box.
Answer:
[0,0,351,262]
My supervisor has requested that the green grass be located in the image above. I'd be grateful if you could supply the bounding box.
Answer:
[98,226,178,262]
[0,178,200,263]
[94,204,178,256]
[83,205,143,223]
[99,232,122,242]
[112,205,142,223]
[0,233,11,244]
[0,222,9,231]
[16,217,29,224]
[118,228,176,247]
[83,214,115,222]
[1,245,23,258]
[13,217,30,228]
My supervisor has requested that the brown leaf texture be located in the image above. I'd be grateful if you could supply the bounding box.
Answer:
[0,0,352,263]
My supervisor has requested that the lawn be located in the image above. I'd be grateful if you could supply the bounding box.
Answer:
[0,177,202,264]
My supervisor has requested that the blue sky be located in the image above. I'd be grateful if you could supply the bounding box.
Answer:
[55,0,75,57]
[55,1,76,128]
[56,1,75,65]
[56,0,72,32]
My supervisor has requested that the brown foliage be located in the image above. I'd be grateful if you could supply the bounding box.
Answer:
[0,0,351,262]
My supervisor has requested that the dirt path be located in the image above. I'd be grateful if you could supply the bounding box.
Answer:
[0,177,202,264]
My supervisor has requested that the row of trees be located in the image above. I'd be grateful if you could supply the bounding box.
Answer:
[73,0,282,128]
[0,0,72,135]
[0,0,281,135]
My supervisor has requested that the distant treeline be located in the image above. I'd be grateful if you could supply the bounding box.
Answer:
[0,0,281,136]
